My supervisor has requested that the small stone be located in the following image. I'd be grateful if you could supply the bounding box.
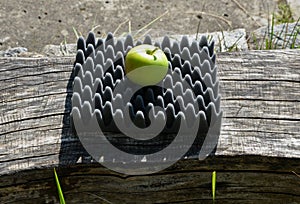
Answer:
[42,43,77,56]
[0,47,28,57]
[250,22,300,49]
[151,28,248,52]
[61,29,69,37]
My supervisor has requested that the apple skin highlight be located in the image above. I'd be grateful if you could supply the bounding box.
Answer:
[125,44,169,86]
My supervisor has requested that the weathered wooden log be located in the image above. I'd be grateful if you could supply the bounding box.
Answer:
[0,50,299,203]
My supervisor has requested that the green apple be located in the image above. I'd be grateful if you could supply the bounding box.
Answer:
[125,44,169,86]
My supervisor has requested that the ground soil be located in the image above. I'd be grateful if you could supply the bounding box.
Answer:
[0,0,287,52]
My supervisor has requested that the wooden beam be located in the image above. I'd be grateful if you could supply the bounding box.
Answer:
[0,50,299,203]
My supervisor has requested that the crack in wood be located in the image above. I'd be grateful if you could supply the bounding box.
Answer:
[0,50,299,202]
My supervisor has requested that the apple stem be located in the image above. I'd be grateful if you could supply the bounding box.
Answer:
[147,47,159,55]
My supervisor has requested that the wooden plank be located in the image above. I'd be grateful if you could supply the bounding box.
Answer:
[0,50,299,169]
[0,160,299,203]
[0,50,299,203]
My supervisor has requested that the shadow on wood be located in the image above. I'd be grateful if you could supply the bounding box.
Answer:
[0,50,299,203]
[59,61,90,166]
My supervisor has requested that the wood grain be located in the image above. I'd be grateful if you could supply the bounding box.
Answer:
[0,50,299,203]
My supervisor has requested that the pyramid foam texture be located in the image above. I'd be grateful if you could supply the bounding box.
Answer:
[72,32,222,153]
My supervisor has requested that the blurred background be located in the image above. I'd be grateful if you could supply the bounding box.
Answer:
[0,0,299,54]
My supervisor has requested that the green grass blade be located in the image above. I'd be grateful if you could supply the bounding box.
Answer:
[274,23,287,49]
[72,27,80,39]
[228,34,243,52]
[54,168,66,204]
[133,10,169,38]
[270,14,275,49]
[212,171,216,202]
[286,17,300,48]
[292,171,300,178]
[265,38,270,50]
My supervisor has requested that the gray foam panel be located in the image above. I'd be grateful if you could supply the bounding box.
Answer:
[72,32,222,136]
